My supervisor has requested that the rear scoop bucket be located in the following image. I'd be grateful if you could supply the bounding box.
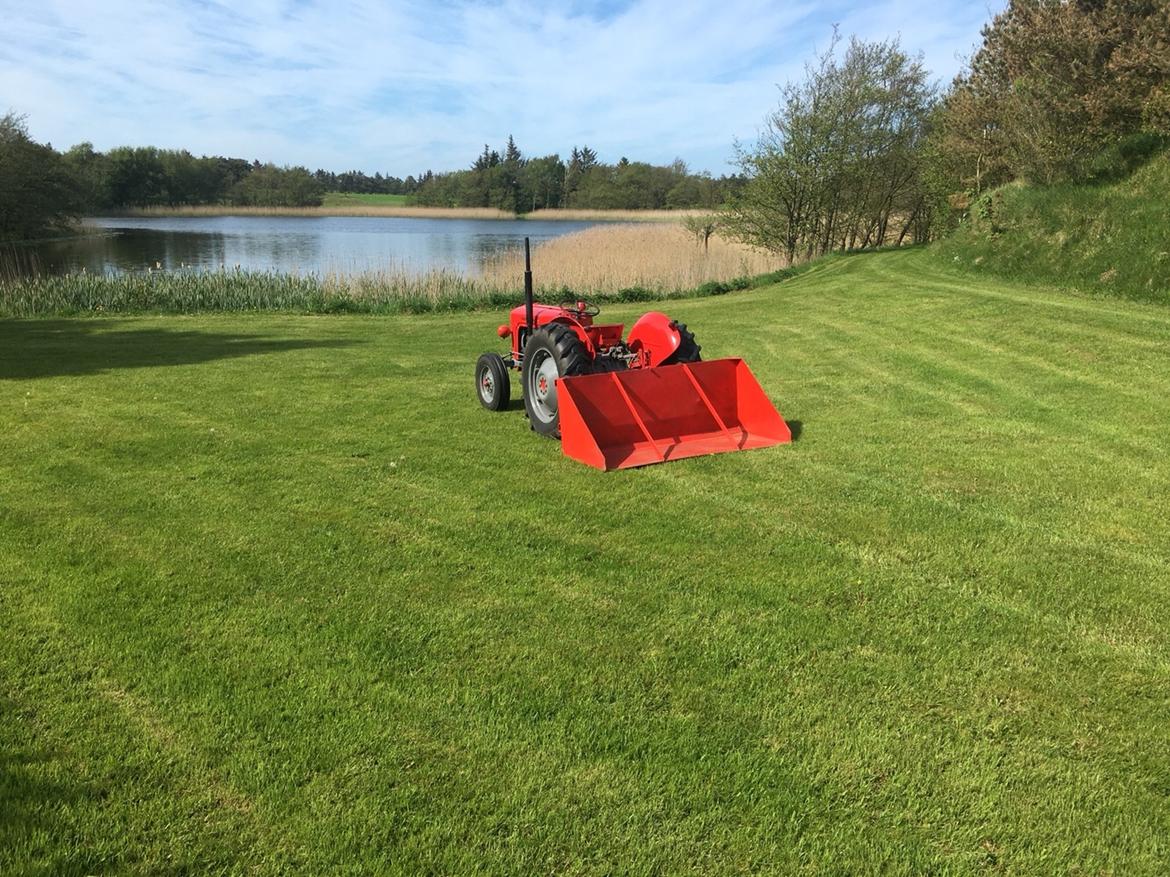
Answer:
[557,358,791,471]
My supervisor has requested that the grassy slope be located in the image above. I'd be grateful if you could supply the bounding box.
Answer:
[322,192,411,207]
[2,249,1169,874]
[936,151,1170,304]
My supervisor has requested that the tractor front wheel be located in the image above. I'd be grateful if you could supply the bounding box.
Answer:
[476,352,510,411]
[522,323,590,438]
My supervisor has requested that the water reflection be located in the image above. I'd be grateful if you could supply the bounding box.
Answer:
[10,216,599,277]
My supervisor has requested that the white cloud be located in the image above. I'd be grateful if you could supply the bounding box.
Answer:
[0,0,1003,175]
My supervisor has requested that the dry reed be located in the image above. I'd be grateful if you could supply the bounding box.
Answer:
[480,224,787,294]
[524,208,709,223]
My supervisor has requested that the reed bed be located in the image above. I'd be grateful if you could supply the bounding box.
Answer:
[1,244,43,282]
[524,208,706,223]
[483,224,787,294]
[0,268,508,317]
[0,224,795,317]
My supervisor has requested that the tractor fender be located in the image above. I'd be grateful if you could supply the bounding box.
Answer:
[626,311,680,367]
[547,316,595,354]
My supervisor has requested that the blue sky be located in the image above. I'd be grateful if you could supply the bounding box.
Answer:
[0,0,1004,176]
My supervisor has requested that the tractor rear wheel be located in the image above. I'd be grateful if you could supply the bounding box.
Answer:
[522,323,591,438]
[667,321,702,364]
[476,352,510,411]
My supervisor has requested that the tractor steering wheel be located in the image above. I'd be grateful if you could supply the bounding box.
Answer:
[560,298,601,317]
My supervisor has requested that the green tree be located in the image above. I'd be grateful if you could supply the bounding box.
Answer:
[682,212,722,253]
[229,164,324,207]
[104,146,169,207]
[564,145,599,206]
[0,113,84,241]
[499,135,525,213]
[61,141,107,212]
[520,155,565,211]
[159,150,206,205]
[725,35,936,261]
[935,0,1170,187]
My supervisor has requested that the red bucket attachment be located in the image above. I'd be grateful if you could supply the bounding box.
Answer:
[557,358,791,471]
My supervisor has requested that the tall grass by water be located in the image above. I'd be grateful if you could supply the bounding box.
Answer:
[0,224,791,317]
[0,243,44,282]
[483,224,786,294]
[525,208,710,222]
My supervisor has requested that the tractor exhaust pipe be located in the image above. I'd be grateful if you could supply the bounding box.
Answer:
[524,236,534,335]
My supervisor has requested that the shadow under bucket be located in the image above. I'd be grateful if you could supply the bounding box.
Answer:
[557,358,791,470]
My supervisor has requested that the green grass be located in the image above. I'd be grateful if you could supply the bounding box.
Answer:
[321,192,411,207]
[936,150,1170,304]
[3,248,1169,873]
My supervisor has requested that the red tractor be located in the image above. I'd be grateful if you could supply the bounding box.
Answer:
[476,300,701,434]
[475,239,791,470]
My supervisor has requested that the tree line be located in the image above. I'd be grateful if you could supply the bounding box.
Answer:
[1,119,744,242]
[412,136,742,211]
[45,141,326,211]
[726,0,1169,261]
[1,120,336,240]
[311,169,421,195]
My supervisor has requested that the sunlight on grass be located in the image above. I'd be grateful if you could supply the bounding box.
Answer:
[2,249,1169,872]
[321,192,411,208]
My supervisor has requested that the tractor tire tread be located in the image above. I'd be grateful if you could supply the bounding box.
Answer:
[668,320,702,364]
[523,322,591,439]
[545,322,591,377]
[475,352,510,411]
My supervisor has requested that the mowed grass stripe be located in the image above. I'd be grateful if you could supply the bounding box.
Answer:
[2,248,1169,872]
[664,257,1170,627]
[880,253,1170,335]
[774,264,1170,562]
[802,310,1164,466]
[0,567,294,873]
[826,323,1168,505]
[761,267,1170,451]
[808,273,1170,414]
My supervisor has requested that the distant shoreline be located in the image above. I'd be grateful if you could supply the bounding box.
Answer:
[96,205,705,223]
[2,228,117,246]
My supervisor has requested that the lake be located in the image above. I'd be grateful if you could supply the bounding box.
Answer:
[10,216,601,277]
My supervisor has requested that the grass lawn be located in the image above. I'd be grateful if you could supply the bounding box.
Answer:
[322,192,411,207]
[2,249,1168,873]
